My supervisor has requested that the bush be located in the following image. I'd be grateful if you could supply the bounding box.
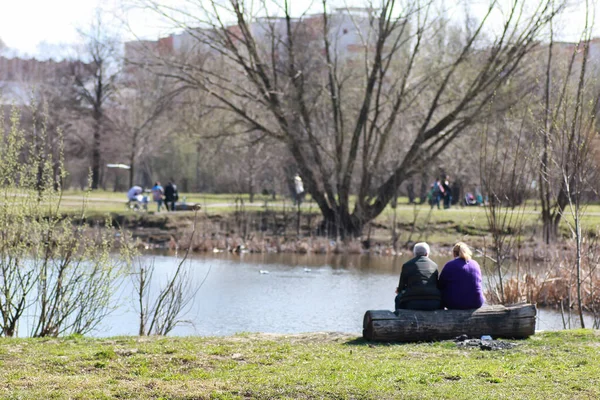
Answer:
[0,107,128,337]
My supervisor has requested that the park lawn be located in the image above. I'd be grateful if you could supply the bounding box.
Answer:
[49,190,600,245]
[61,190,304,205]
[0,330,598,399]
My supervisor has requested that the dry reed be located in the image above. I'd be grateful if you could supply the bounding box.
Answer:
[485,260,600,312]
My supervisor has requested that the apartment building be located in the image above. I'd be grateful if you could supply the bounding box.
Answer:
[123,8,375,67]
[0,56,84,105]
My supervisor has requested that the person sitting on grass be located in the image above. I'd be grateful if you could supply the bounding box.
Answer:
[394,242,441,311]
[438,242,485,309]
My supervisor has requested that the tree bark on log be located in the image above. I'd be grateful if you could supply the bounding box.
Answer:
[363,304,536,342]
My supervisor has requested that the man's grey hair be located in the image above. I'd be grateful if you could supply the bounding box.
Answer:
[413,242,430,257]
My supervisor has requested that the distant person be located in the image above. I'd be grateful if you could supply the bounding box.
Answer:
[293,174,305,205]
[438,242,485,309]
[442,176,452,209]
[464,192,477,206]
[151,181,164,212]
[126,186,147,211]
[430,179,444,209]
[127,185,143,202]
[164,181,179,211]
[475,189,484,206]
[407,180,415,204]
[395,242,441,311]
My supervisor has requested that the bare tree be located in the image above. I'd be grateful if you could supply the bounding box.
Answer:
[113,69,179,188]
[140,0,563,237]
[537,1,599,243]
[479,106,533,304]
[132,213,209,336]
[133,255,207,335]
[558,17,597,328]
[71,10,120,189]
[528,0,599,325]
[30,222,126,337]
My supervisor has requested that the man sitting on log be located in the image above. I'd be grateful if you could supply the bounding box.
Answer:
[394,242,441,311]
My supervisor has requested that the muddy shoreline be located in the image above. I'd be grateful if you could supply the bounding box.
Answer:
[80,211,565,261]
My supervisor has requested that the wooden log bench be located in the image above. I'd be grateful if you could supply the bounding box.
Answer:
[363,304,536,342]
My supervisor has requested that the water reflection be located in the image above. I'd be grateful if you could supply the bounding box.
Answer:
[94,253,591,337]
[537,308,594,331]
[200,252,414,272]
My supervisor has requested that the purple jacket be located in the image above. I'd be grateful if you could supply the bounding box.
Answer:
[438,258,485,309]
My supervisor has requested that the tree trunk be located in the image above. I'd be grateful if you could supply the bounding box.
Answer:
[542,212,560,243]
[128,163,135,190]
[129,141,136,189]
[317,209,363,239]
[575,214,585,328]
[248,176,254,204]
[195,142,202,192]
[91,111,101,189]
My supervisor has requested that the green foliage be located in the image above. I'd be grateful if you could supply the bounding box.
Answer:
[0,106,130,338]
[94,349,116,360]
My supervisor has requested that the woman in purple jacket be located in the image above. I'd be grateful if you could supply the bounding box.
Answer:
[438,242,485,309]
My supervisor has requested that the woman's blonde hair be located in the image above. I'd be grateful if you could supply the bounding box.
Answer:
[453,242,472,261]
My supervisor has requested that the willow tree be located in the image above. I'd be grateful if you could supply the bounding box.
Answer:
[143,0,562,236]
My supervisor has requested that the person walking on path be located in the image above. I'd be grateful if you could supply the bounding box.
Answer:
[151,181,164,212]
[164,181,179,211]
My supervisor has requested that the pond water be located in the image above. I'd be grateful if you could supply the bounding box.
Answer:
[95,252,593,337]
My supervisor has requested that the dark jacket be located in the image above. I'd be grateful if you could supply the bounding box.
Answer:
[397,256,441,304]
[164,183,178,202]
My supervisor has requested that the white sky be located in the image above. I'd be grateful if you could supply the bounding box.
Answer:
[0,0,596,59]
[0,0,160,57]
[0,0,96,56]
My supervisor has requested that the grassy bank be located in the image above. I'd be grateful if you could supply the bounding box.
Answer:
[46,190,600,253]
[1,330,599,399]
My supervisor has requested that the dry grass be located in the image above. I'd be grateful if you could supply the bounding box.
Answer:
[487,268,600,311]
[485,242,600,314]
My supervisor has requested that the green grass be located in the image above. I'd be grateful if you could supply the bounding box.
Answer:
[0,331,598,399]
[51,190,600,220]
[28,190,600,245]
